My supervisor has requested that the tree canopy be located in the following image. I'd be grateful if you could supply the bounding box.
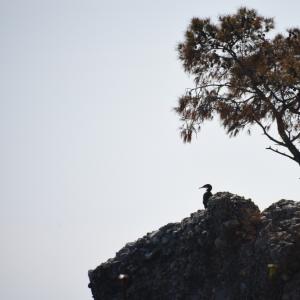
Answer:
[175,7,300,165]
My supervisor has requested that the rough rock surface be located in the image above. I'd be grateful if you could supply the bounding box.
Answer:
[88,192,300,300]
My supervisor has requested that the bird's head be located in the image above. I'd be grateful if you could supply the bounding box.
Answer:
[199,184,212,191]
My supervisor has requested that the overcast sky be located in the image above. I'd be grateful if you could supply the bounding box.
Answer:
[0,1,299,299]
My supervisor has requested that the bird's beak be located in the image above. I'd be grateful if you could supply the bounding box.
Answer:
[199,186,204,189]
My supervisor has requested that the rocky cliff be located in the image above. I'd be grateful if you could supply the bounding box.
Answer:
[88,192,300,300]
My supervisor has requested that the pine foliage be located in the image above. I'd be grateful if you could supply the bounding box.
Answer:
[176,7,300,165]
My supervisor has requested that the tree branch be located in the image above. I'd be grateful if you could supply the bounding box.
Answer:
[292,132,300,142]
[266,146,296,162]
[254,119,286,147]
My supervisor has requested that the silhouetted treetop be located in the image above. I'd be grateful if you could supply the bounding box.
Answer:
[175,7,300,165]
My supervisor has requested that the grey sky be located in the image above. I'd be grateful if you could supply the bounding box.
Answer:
[0,1,299,299]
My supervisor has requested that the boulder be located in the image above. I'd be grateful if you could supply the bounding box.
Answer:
[88,192,300,300]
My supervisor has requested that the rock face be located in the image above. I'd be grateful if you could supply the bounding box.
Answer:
[88,192,300,300]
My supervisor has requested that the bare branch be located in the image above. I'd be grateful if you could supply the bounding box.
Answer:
[266,146,296,162]
[292,132,300,142]
[254,119,286,147]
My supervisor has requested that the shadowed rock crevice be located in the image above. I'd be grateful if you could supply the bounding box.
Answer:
[88,192,300,300]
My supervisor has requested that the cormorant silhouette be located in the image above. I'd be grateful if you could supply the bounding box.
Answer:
[199,184,212,209]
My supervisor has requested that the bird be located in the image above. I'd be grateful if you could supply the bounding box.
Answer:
[199,184,212,209]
